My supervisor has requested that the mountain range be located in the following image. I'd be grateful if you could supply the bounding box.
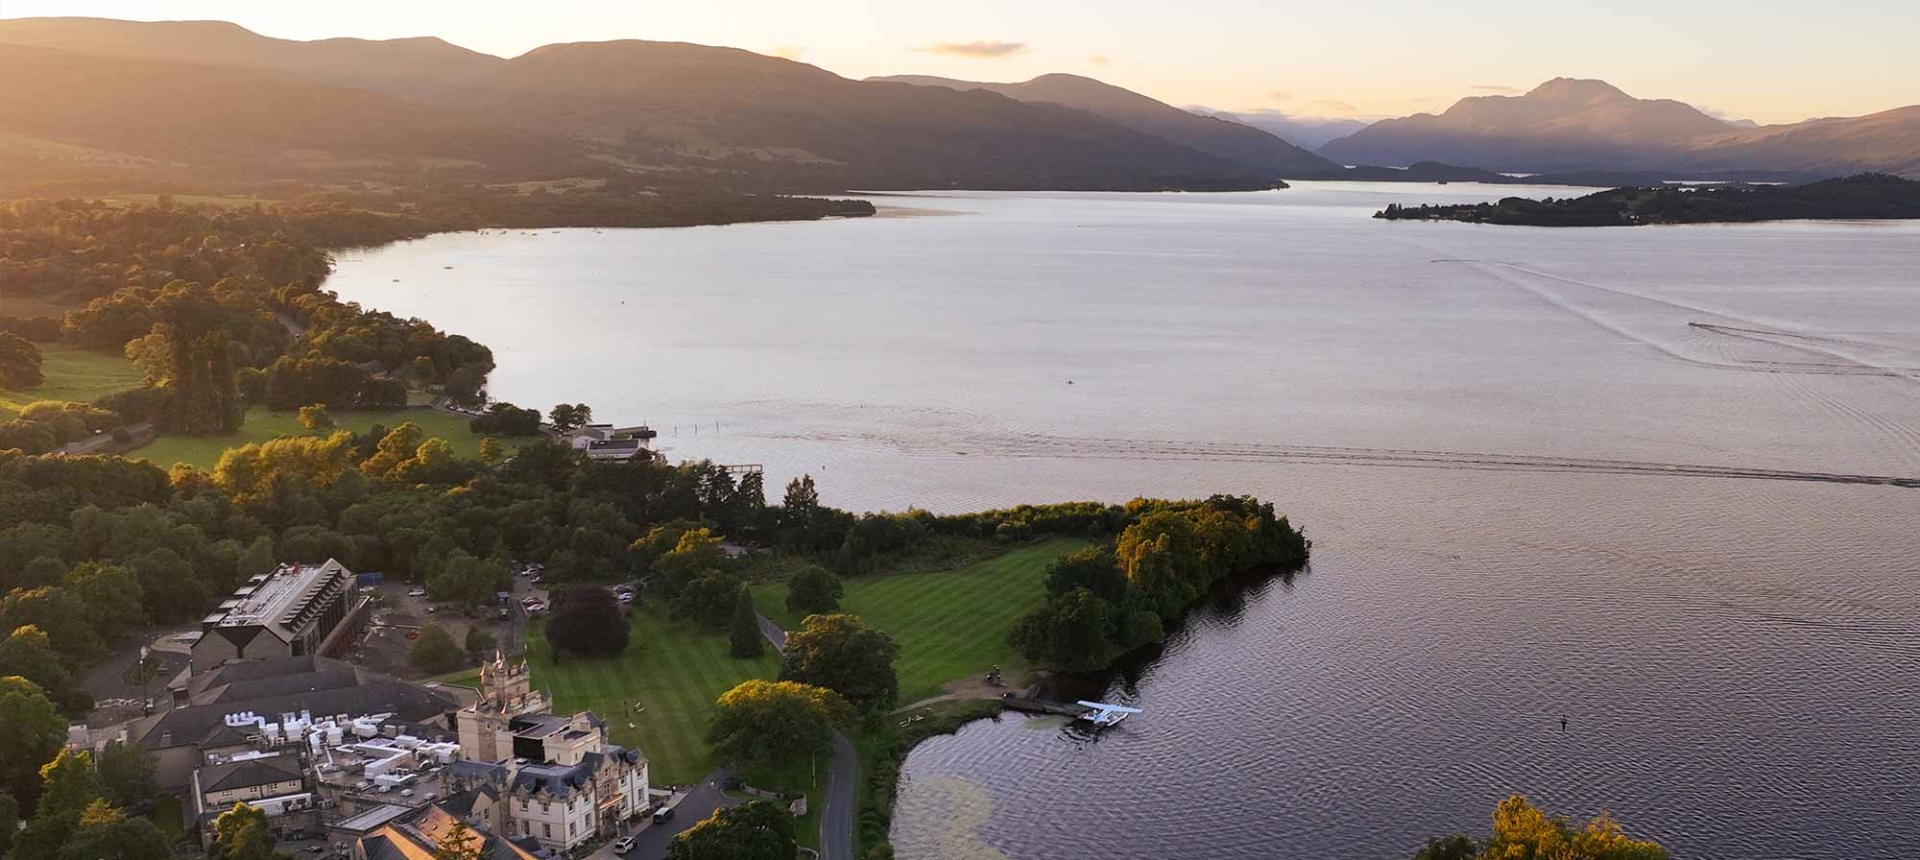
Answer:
[0,17,1289,192]
[1318,78,1920,176]
[0,17,1915,192]
[868,74,1338,176]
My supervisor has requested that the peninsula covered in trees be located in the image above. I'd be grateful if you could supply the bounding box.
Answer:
[1374,173,1920,226]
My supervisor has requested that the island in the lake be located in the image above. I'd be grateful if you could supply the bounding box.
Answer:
[1373,172,1920,226]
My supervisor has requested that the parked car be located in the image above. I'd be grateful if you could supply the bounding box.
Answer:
[612,837,636,855]
[652,805,675,824]
[407,587,427,597]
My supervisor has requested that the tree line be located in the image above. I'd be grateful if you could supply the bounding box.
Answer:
[1009,496,1310,672]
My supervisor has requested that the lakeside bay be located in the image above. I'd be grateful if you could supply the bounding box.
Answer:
[327,183,1920,859]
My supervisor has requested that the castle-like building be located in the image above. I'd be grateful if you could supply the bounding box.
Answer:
[449,653,651,853]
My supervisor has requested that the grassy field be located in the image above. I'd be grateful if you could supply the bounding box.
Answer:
[0,295,78,319]
[132,405,503,469]
[754,538,1086,706]
[0,345,145,420]
[526,610,781,786]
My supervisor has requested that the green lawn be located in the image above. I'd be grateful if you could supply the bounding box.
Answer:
[132,404,505,470]
[753,538,1086,706]
[0,344,145,420]
[526,610,781,786]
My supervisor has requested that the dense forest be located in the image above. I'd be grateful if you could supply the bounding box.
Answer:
[1374,173,1920,226]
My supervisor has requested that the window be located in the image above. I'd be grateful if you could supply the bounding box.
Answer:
[568,822,575,837]
[521,822,529,836]
[543,824,551,838]
[520,798,528,811]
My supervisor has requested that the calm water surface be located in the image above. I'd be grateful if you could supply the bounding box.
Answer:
[329,184,1920,859]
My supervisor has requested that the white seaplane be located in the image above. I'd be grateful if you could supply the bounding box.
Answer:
[1075,701,1142,728]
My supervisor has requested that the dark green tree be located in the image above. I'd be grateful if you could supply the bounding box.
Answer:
[94,742,156,811]
[544,586,630,660]
[0,790,17,856]
[0,332,44,389]
[0,675,67,810]
[408,624,464,674]
[0,626,70,700]
[59,799,170,860]
[547,403,592,433]
[778,614,899,714]
[666,800,797,860]
[728,585,764,658]
[784,565,844,618]
[464,626,498,661]
[707,680,846,769]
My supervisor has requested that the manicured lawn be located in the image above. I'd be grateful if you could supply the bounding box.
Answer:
[526,609,781,786]
[753,538,1086,706]
[132,404,507,470]
[0,344,145,420]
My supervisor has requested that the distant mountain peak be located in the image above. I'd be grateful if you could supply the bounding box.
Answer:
[1524,77,1630,103]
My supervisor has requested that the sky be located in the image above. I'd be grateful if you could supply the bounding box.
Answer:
[1,0,1915,124]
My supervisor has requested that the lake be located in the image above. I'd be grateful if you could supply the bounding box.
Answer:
[328,184,1920,859]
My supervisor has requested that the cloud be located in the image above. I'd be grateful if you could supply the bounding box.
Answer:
[1269,91,1294,102]
[1087,53,1110,66]
[769,45,803,60]
[918,41,1028,58]
[1312,99,1357,112]
[1471,84,1520,93]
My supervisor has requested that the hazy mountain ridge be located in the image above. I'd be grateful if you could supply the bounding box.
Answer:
[0,44,572,183]
[868,73,1339,175]
[0,18,1277,192]
[1320,77,1920,176]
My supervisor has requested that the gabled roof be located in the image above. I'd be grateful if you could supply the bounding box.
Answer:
[438,784,497,819]
[198,755,304,793]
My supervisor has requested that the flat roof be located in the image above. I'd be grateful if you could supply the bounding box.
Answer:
[333,804,413,833]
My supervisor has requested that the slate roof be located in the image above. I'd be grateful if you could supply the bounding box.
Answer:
[198,755,304,793]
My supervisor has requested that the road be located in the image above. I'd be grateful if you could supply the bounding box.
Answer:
[757,614,856,860]
[588,773,737,860]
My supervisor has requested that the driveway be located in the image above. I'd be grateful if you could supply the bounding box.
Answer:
[757,614,855,860]
[590,774,737,860]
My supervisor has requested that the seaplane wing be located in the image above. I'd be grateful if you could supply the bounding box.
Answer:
[1076,701,1144,725]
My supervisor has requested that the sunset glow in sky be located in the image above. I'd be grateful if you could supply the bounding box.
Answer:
[3,0,1914,125]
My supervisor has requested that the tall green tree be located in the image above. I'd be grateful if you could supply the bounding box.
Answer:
[464,627,498,662]
[0,626,70,699]
[666,800,797,860]
[544,586,630,660]
[728,585,764,658]
[408,624,464,674]
[59,799,170,860]
[707,680,847,770]
[0,332,44,389]
[0,790,17,856]
[547,403,592,433]
[210,802,278,860]
[0,677,65,812]
[777,613,899,714]
[94,742,156,811]
[784,565,844,618]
